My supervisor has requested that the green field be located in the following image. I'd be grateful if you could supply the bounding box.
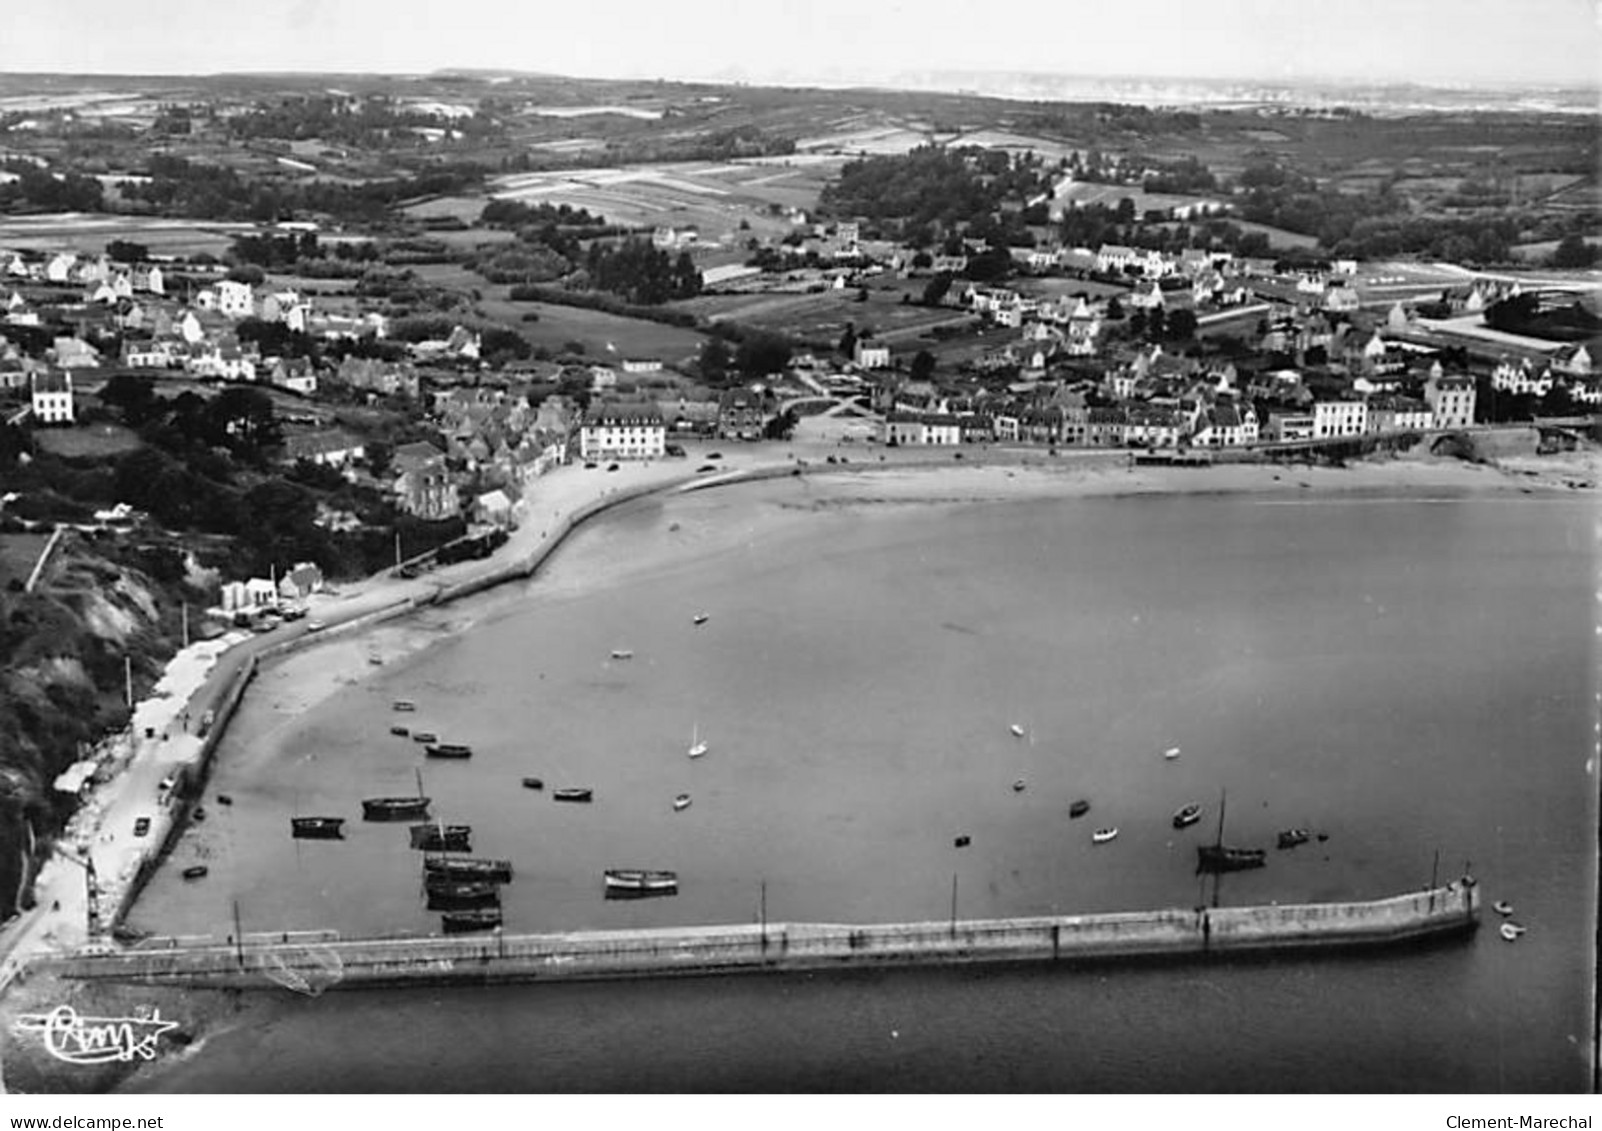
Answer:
[32,422,144,459]
[0,214,256,257]
[0,532,51,587]
[481,296,707,363]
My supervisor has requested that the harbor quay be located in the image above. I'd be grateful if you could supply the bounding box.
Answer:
[31,880,1479,993]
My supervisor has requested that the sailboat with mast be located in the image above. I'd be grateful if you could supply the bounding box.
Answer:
[1195,789,1266,873]
[362,768,431,821]
[688,722,707,759]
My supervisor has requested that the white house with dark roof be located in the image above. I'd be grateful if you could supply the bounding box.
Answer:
[1424,368,1476,429]
[284,429,365,468]
[30,370,74,424]
[579,401,665,461]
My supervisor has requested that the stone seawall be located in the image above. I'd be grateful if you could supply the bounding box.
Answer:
[42,881,1479,992]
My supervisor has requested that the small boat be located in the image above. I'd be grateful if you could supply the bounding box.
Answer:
[688,723,708,759]
[193,807,206,823]
[1012,779,1027,792]
[1164,747,1181,760]
[361,774,430,820]
[1069,800,1090,819]
[692,613,709,625]
[217,794,233,806]
[610,649,634,660]
[424,857,513,883]
[368,654,383,666]
[442,908,503,933]
[1493,900,1515,917]
[182,865,208,881]
[411,732,438,744]
[604,869,678,898]
[1092,827,1119,844]
[390,725,410,737]
[409,824,472,852]
[426,881,501,910]
[673,793,692,811]
[291,816,346,839]
[393,701,416,712]
[521,777,544,791]
[1009,724,1026,738]
[425,743,473,759]
[1499,922,1527,942]
[1196,844,1267,873]
[553,788,593,803]
[1173,803,1203,829]
[1276,828,1311,849]
[954,835,971,848]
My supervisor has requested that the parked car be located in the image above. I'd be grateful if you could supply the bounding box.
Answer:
[306,620,325,633]
[133,817,150,837]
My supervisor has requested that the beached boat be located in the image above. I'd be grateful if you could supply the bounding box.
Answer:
[389,725,410,737]
[393,701,416,712]
[672,793,691,812]
[442,908,503,933]
[1276,828,1311,849]
[521,777,544,791]
[291,816,346,839]
[1069,799,1090,819]
[425,881,501,910]
[1009,724,1026,738]
[604,869,678,898]
[182,865,208,881]
[688,723,708,759]
[412,732,438,744]
[1493,900,1515,917]
[425,743,473,759]
[1164,746,1181,760]
[409,824,471,852]
[610,649,634,660]
[1172,803,1203,829]
[1092,827,1119,844]
[423,856,513,883]
[553,788,593,803]
[1499,922,1527,942]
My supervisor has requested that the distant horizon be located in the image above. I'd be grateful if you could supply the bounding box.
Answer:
[12,1,1602,91]
[1,65,1599,93]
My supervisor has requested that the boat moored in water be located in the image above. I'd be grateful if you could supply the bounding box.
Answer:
[1164,746,1181,760]
[553,788,593,803]
[673,793,692,811]
[610,649,634,660]
[1277,828,1311,849]
[692,613,709,626]
[1197,844,1267,873]
[182,865,208,881]
[1009,724,1026,738]
[393,701,415,712]
[521,777,544,791]
[361,797,430,821]
[290,816,346,839]
[411,732,438,744]
[442,908,503,933]
[426,881,501,910]
[1092,827,1119,844]
[604,869,678,897]
[1493,900,1514,916]
[1173,803,1203,829]
[1012,779,1026,792]
[1499,921,1527,942]
[1069,799,1090,819]
[425,743,473,759]
[423,856,513,883]
[389,725,410,737]
[409,824,472,852]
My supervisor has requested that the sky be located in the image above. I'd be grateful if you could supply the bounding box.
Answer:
[8,0,1601,88]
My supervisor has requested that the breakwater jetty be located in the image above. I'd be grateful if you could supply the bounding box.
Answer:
[32,880,1478,993]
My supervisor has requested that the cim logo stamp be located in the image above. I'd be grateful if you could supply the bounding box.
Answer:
[14,1005,179,1064]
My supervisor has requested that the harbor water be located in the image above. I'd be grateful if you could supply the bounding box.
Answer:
[125,477,1596,1091]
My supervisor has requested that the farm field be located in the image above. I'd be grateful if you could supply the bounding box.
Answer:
[1012,276,1132,301]
[429,159,849,244]
[0,213,257,256]
[673,286,966,346]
